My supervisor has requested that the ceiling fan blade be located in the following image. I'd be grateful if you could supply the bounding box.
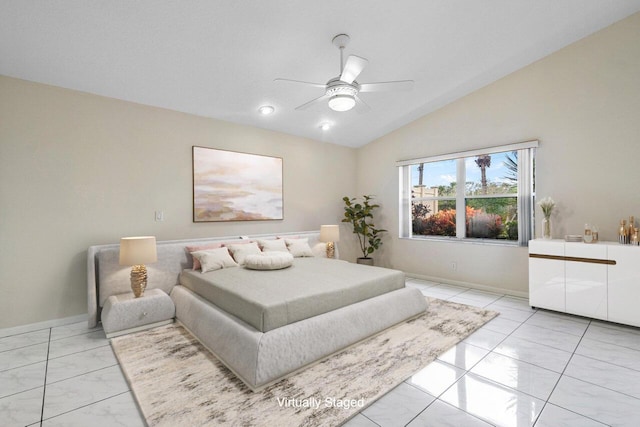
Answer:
[295,94,329,111]
[274,78,326,89]
[340,55,368,84]
[359,80,414,93]
[353,95,371,113]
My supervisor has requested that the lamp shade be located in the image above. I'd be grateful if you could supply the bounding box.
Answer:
[319,225,340,243]
[119,236,158,265]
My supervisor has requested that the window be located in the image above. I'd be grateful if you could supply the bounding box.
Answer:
[398,141,537,246]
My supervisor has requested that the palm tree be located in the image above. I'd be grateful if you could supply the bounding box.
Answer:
[475,155,491,194]
[503,151,517,183]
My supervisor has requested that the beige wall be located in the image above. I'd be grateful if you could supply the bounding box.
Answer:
[0,77,356,328]
[356,13,640,295]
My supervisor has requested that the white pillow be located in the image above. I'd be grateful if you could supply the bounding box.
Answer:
[191,248,238,273]
[257,239,289,253]
[226,242,262,265]
[285,238,315,257]
[245,252,294,270]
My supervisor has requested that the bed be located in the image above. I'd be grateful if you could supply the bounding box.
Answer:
[178,257,406,332]
[87,231,428,391]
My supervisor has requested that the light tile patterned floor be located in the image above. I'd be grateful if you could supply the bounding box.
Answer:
[349,279,640,427]
[2,279,640,426]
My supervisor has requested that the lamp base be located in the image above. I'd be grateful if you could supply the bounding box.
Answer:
[325,242,335,259]
[130,264,148,298]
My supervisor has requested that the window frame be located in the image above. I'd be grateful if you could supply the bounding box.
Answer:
[398,140,538,246]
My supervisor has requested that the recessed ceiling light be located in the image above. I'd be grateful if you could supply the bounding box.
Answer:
[258,105,275,115]
[320,123,331,131]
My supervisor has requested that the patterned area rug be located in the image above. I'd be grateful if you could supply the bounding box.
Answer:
[111,297,497,427]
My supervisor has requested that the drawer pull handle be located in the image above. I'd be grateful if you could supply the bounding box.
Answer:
[529,254,616,265]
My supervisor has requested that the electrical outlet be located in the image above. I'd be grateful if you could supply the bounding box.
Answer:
[450,262,457,271]
[155,210,164,222]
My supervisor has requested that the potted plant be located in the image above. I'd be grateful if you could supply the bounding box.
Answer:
[342,195,387,265]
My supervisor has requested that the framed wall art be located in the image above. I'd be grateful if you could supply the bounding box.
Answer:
[192,146,283,222]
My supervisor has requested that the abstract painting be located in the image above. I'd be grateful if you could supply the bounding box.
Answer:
[192,146,283,222]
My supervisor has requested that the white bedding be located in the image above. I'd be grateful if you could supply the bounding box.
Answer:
[178,257,406,332]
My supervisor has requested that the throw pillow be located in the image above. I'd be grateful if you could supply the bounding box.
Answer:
[257,239,289,253]
[285,238,315,257]
[186,243,223,270]
[244,252,294,270]
[226,242,262,265]
[191,248,238,273]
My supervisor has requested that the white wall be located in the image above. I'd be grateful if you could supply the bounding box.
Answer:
[0,77,357,328]
[356,13,640,295]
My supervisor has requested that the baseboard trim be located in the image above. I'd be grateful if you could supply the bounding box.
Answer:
[0,313,89,338]
[405,272,528,299]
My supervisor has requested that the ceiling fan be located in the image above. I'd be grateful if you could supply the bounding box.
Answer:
[275,34,414,113]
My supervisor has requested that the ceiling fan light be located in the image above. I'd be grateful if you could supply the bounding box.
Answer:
[328,94,355,112]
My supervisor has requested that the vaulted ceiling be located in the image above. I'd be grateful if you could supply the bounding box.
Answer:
[2,1,639,147]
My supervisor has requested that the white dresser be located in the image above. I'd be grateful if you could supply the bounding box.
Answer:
[529,239,640,327]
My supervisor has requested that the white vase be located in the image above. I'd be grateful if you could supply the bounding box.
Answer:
[542,217,552,239]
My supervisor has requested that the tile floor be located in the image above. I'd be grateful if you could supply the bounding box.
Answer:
[347,279,640,427]
[2,279,640,426]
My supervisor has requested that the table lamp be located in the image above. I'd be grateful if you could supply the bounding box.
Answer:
[319,225,340,259]
[119,236,157,298]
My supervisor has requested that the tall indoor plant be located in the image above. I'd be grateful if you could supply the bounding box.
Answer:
[342,195,387,265]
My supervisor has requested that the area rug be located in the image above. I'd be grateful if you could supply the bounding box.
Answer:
[111,297,497,427]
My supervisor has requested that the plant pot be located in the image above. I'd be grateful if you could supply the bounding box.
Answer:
[357,257,374,266]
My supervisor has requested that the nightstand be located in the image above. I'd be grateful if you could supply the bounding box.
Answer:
[101,288,175,338]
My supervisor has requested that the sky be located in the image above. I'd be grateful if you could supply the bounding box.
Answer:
[411,151,514,188]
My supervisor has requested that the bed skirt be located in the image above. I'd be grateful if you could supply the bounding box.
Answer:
[170,285,428,391]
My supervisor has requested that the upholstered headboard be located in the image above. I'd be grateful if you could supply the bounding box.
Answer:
[86,231,337,328]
